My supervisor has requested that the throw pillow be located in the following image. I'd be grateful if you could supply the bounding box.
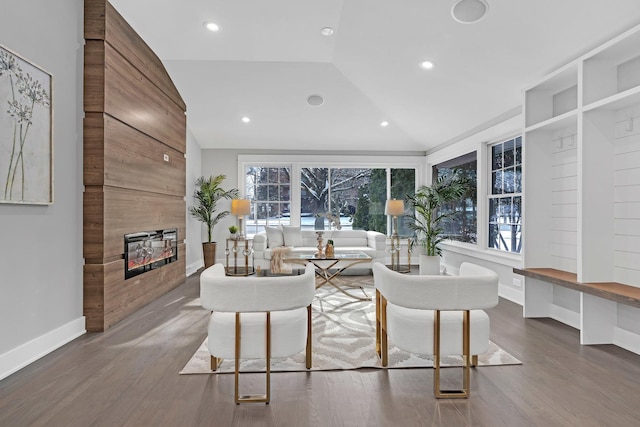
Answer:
[282,225,303,247]
[265,225,284,248]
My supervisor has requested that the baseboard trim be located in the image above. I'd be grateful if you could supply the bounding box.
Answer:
[0,316,86,381]
[550,304,580,330]
[186,260,204,277]
[614,326,640,356]
[499,283,524,306]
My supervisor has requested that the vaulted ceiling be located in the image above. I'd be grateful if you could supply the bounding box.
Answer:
[110,0,640,152]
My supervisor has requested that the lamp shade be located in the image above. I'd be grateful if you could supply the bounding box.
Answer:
[231,199,251,216]
[385,199,405,216]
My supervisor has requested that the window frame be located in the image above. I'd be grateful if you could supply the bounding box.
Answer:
[487,136,523,254]
[238,154,423,237]
[432,151,478,245]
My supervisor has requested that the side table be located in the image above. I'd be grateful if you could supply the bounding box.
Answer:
[225,238,254,276]
[390,237,412,273]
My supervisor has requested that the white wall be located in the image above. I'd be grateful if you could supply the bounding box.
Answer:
[0,0,85,380]
[200,149,241,262]
[185,129,203,276]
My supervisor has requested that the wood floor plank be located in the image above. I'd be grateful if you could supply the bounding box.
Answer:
[2,271,640,426]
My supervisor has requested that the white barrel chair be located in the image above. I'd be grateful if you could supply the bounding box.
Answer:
[200,263,315,404]
[373,262,499,398]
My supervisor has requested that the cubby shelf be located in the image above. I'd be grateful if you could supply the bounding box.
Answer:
[521,23,640,355]
[524,109,578,133]
[583,85,640,113]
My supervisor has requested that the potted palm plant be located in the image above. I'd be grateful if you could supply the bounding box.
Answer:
[407,171,469,274]
[189,174,239,268]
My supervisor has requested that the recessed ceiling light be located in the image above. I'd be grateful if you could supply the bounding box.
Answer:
[241,116,251,123]
[320,27,334,36]
[380,121,389,127]
[451,0,489,24]
[419,60,435,70]
[203,21,220,32]
[307,94,324,107]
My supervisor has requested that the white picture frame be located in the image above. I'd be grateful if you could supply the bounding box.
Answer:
[0,44,53,205]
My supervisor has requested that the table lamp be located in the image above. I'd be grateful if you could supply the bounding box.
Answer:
[385,199,404,271]
[231,199,251,240]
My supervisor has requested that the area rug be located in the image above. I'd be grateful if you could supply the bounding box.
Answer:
[180,277,521,374]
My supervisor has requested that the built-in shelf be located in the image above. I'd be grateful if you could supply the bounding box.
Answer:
[525,64,578,128]
[583,85,640,113]
[515,268,640,309]
[521,23,640,355]
[524,110,578,133]
[583,25,640,106]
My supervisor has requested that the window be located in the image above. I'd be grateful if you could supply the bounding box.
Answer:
[241,158,419,237]
[488,136,522,253]
[297,167,417,234]
[390,169,417,237]
[300,167,377,230]
[245,166,291,235]
[432,152,477,244]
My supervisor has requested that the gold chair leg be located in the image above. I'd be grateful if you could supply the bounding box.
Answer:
[234,312,271,404]
[380,294,388,367]
[375,290,381,358]
[471,354,478,367]
[211,356,222,371]
[306,305,312,369]
[434,310,471,399]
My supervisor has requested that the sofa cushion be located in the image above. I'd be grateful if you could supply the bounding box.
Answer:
[265,225,284,247]
[282,225,303,247]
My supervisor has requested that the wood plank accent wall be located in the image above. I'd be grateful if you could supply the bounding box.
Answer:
[613,106,640,286]
[551,132,578,273]
[83,0,187,331]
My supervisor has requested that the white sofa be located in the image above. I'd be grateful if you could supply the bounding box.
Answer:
[252,226,386,271]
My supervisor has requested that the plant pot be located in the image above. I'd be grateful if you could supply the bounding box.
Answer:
[203,242,217,269]
[419,254,440,275]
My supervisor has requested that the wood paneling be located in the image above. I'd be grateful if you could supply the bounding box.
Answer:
[83,0,187,331]
[84,113,185,196]
[102,187,184,259]
[83,186,105,259]
[83,41,105,111]
[84,186,185,260]
[84,41,186,152]
[84,0,185,111]
[84,245,186,331]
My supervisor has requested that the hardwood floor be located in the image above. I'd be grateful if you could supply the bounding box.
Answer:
[2,271,640,426]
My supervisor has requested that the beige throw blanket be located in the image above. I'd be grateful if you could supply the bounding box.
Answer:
[271,246,293,274]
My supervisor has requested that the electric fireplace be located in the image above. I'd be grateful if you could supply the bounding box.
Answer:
[124,229,178,279]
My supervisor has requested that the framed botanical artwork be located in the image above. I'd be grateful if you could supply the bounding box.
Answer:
[0,44,52,205]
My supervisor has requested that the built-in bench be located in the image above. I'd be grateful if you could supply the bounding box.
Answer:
[513,267,640,355]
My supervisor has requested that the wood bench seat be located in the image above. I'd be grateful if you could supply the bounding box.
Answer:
[514,267,640,353]
[513,268,640,309]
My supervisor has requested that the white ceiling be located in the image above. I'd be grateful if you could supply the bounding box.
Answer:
[109,0,640,152]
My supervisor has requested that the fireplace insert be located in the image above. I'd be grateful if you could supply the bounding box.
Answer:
[124,229,178,279]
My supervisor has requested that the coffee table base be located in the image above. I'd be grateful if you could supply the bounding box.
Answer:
[287,257,371,301]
